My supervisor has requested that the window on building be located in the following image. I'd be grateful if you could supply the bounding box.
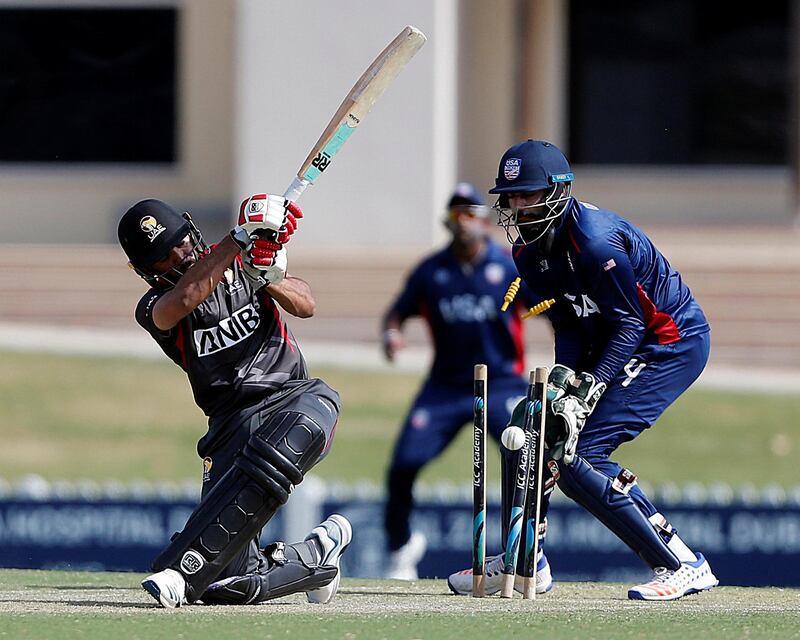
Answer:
[568,1,789,164]
[0,7,177,163]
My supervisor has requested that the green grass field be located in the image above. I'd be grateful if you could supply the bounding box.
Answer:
[2,352,800,638]
[0,569,798,640]
[1,350,798,488]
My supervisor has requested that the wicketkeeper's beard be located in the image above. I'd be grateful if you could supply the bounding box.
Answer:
[516,217,552,245]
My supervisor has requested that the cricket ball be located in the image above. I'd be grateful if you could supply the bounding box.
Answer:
[501,425,526,451]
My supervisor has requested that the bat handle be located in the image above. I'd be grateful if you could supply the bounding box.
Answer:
[283,176,311,203]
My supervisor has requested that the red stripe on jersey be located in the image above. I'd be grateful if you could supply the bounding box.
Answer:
[636,283,680,344]
[568,229,582,253]
[270,300,296,353]
[510,303,526,375]
[174,321,188,370]
[513,244,526,258]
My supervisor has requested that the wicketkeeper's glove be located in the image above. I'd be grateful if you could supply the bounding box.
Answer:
[549,369,606,465]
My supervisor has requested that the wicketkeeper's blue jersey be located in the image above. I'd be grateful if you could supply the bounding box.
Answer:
[512,201,709,384]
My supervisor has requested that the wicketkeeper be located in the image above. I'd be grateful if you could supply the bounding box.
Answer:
[449,140,718,601]
[118,195,351,608]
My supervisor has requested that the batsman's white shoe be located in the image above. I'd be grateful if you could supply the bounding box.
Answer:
[141,568,188,608]
[628,553,718,601]
[305,513,353,604]
[447,551,553,596]
[385,531,427,580]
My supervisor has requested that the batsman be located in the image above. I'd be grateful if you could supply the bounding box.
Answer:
[118,195,351,608]
[450,140,718,601]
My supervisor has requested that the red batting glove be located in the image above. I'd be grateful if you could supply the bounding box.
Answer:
[248,238,282,267]
[276,202,303,244]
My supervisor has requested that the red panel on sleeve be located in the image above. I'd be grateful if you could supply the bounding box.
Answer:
[636,283,680,344]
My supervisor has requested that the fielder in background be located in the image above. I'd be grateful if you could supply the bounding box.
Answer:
[381,183,541,580]
[117,195,352,608]
[471,139,716,601]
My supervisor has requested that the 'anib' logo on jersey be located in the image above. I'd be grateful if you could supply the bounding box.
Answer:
[504,158,521,180]
[194,304,260,356]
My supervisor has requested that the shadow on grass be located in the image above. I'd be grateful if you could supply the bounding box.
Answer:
[63,599,154,609]
[37,585,140,591]
[338,588,448,598]
[0,598,153,609]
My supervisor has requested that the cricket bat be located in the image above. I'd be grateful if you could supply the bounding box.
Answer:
[281,25,427,203]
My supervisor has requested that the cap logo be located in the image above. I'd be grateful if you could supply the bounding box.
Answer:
[504,158,521,181]
[139,216,166,242]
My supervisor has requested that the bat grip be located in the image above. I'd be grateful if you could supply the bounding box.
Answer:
[283,176,311,203]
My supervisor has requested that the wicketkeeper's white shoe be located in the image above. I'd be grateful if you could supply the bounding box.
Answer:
[447,551,553,596]
[385,531,427,580]
[305,513,353,604]
[628,553,718,601]
[141,568,188,608]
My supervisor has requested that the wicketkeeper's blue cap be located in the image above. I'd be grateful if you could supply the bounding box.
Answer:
[489,140,573,194]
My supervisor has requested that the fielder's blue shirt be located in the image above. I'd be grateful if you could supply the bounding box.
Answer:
[512,201,709,384]
[390,238,536,385]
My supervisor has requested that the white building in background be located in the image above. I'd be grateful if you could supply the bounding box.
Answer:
[0,0,795,251]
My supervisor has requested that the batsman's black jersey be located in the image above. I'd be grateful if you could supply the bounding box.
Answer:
[135,257,308,417]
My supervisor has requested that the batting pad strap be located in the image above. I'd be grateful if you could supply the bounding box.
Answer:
[538,517,548,539]
[544,460,560,495]
[648,512,676,541]
[611,468,637,495]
